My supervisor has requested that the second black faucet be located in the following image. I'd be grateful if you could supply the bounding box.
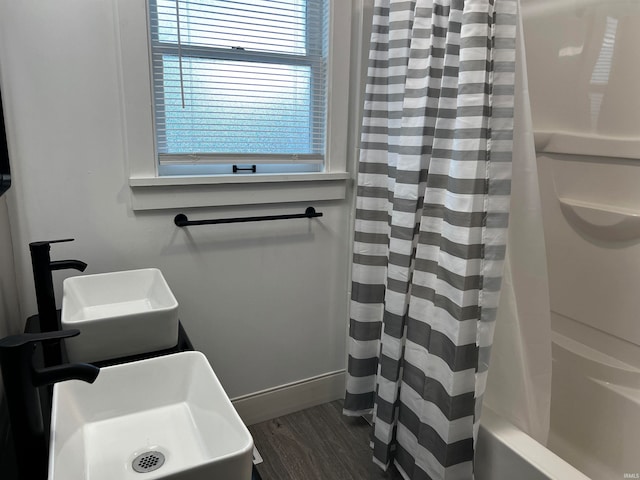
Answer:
[29,238,87,366]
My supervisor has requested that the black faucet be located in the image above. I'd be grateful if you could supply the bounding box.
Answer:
[0,329,99,480]
[29,239,87,366]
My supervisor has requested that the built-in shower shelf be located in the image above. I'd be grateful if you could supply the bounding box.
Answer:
[535,131,640,160]
[558,197,640,241]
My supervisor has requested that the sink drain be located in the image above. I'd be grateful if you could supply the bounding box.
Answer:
[132,450,166,473]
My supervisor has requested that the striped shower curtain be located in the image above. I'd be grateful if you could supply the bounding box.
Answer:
[344,0,517,479]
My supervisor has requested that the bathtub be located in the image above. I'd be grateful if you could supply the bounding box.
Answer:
[477,327,640,480]
[476,407,589,480]
[548,330,640,479]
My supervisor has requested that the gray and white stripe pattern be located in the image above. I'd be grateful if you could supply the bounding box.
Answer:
[344,0,517,478]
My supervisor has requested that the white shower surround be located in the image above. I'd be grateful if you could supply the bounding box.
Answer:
[481,1,640,479]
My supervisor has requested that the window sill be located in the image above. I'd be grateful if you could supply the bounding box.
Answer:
[129,172,351,210]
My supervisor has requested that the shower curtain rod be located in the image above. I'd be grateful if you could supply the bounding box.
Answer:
[174,207,322,227]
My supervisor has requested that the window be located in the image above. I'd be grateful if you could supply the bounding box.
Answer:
[116,0,352,209]
[148,0,328,175]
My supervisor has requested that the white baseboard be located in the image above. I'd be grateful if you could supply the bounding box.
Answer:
[231,370,346,426]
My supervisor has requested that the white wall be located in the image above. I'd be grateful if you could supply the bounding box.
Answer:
[0,0,363,399]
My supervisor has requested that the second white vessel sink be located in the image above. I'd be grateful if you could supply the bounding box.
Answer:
[61,268,179,363]
[49,352,254,480]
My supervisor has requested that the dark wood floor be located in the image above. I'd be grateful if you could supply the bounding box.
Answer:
[249,400,404,480]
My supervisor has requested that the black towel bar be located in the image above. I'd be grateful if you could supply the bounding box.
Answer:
[174,207,323,227]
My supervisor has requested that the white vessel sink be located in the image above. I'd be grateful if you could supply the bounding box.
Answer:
[61,268,179,363]
[49,352,254,480]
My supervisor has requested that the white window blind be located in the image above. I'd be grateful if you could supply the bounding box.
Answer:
[148,0,329,174]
